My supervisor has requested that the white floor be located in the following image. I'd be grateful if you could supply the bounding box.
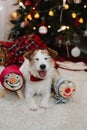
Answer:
[0,68,87,130]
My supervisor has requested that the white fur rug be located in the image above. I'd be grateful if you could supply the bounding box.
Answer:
[0,68,87,130]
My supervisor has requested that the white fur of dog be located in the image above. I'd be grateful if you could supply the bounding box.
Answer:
[20,48,59,110]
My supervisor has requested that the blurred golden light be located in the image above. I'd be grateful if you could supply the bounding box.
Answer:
[72,12,76,18]
[48,10,54,16]
[27,14,32,20]
[12,12,18,18]
[79,17,84,23]
[10,11,20,20]
[64,4,69,9]
[34,12,40,19]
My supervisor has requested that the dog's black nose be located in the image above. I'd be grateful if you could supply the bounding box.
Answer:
[40,64,46,70]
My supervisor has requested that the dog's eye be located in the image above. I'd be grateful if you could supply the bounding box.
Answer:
[44,58,48,60]
[35,58,39,61]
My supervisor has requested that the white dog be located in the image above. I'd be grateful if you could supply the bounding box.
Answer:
[20,48,59,110]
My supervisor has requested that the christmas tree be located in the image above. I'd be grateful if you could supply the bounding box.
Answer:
[9,0,87,59]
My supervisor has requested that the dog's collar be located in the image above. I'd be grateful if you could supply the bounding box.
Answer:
[30,74,44,82]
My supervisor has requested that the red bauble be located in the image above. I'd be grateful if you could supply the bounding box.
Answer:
[24,0,31,6]
[38,25,48,35]
[21,21,29,28]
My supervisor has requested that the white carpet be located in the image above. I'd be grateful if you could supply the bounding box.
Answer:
[0,68,87,130]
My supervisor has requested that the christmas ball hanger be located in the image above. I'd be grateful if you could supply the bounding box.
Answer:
[71,46,81,57]
[38,20,48,35]
[73,0,82,4]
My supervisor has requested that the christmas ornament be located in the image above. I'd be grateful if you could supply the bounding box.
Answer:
[39,25,48,35]
[10,11,20,20]
[20,21,29,28]
[24,0,31,6]
[53,77,76,103]
[57,25,69,32]
[63,0,66,6]
[73,0,82,4]
[71,46,81,57]
[19,1,26,9]
[0,65,24,91]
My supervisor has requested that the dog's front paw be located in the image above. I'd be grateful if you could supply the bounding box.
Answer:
[40,102,49,109]
[29,103,38,111]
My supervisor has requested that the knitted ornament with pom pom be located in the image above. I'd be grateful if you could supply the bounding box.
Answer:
[0,65,24,91]
[54,77,76,103]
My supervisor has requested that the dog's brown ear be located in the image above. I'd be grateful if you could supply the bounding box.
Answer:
[47,48,58,58]
[24,50,34,60]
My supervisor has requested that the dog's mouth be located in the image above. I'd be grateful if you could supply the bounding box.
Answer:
[38,71,47,78]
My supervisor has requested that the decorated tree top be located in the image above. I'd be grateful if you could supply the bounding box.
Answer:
[9,0,87,58]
